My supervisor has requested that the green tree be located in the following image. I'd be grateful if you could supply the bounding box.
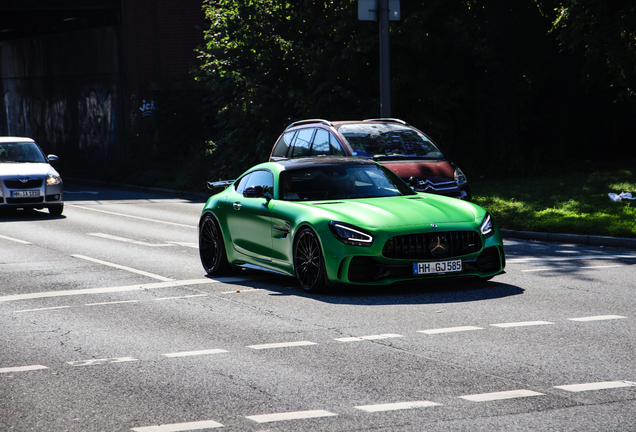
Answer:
[551,0,636,101]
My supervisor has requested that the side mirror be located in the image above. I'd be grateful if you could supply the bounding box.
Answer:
[48,154,59,164]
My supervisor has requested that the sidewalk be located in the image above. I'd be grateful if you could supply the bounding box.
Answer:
[501,229,636,250]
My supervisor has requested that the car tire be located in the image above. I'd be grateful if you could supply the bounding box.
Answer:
[293,227,326,292]
[199,214,233,275]
[48,205,63,216]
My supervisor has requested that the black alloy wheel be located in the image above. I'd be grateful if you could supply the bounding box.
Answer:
[199,214,232,274]
[294,228,326,292]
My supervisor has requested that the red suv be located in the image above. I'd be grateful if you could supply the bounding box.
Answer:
[269,119,471,200]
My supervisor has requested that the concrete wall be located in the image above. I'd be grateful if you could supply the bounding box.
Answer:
[0,26,123,174]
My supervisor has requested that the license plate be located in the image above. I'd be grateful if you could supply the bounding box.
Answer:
[11,190,40,198]
[413,259,462,275]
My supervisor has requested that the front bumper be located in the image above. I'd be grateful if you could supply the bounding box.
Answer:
[0,179,64,210]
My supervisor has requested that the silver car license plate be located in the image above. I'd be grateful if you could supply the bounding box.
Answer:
[413,259,462,275]
[11,190,40,198]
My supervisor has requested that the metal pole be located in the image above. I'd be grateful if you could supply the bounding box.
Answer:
[379,0,391,117]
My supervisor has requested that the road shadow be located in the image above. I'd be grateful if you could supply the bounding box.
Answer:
[64,180,208,203]
[207,268,524,306]
[0,208,66,221]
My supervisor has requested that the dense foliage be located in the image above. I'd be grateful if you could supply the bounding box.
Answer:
[195,0,636,180]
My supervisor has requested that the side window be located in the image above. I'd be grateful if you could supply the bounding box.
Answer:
[330,134,345,156]
[291,128,315,157]
[310,129,330,156]
[234,173,252,195]
[245,170,274,195]
[272,131,296,158]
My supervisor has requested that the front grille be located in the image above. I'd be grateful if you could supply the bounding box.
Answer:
[383,230,482,259]
[5,179,43,189]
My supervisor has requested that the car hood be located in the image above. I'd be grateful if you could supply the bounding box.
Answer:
[0,163,57,177]
[377,160,455,181]
[308,195,478,228]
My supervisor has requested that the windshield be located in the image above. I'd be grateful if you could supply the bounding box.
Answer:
[0,142,48,163]
[280,163,416,201]
[336,123,445,160]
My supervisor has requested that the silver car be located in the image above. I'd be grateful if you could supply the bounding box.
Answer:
[0,137,64,215]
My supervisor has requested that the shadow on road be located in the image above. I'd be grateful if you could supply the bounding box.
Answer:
[208,269,523,306]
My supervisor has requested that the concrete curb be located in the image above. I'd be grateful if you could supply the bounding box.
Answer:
[501,229,636,250]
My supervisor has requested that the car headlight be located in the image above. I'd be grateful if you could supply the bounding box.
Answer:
[328,222,374,247]
[480,213,495,239]
[454,167,468,186]
[46,174,62,186]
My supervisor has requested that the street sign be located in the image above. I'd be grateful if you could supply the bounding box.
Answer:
[358,0,400,21]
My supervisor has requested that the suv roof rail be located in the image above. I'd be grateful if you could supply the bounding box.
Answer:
[363,118,409,125]
[285,119,333,130]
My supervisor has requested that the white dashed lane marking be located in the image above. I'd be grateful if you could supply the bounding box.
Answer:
[0,234,32,244]
[355,401,441,412]
[0,365,48,373]
[491,321,554,328]
[163,349,228,358]
[568,315,626,322]
[418,326,484,334]
[67,357,138,366]
[246,409,337,423]
[14,306,71,313]
[247,341,317,350]
[554,381,636,392]
[131,419,224,431]
[460,389,544,402]
[335,333,402,342]
[88,233,175,247]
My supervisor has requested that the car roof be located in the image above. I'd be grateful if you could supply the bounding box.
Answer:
[275,156,378,171]
[284,118,410,131]
[0,137,36,143]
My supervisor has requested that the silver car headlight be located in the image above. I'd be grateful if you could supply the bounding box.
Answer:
[46,174,62,186]
[454,167,468,186]
[328,222,374,247]
[480,213,495,239]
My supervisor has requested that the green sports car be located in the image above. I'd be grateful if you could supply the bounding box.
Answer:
[199,157,505,292]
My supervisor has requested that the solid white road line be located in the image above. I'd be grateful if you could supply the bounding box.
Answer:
[69,205,196,229]
[418,326,484,334]
[247,341,317,350]
[163,349,228,358]
[0,278,238,303]
[131,419,224,431]
[335,334,402,342]
[568,315,626,322]
[554,381,636,392]
[460,389,544,402]
[72,254,175,281]
[246,409,337,423]
[88,233,175,247]
[491,321,554,328]
[0,365,48,373]
[0,234,31,244]
[355,401,441,412]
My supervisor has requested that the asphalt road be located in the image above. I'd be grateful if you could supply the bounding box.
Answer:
[1,183,635,432]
